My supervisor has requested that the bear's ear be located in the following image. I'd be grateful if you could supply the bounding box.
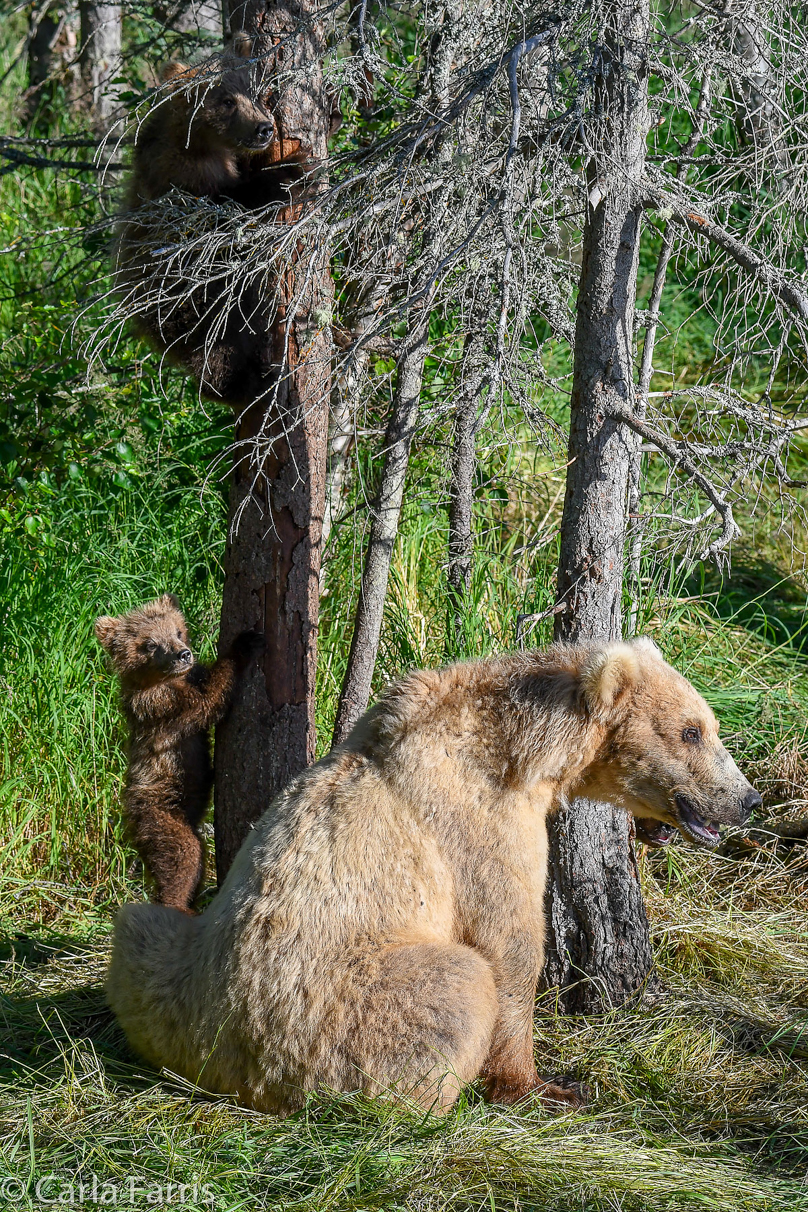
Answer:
[232,31,253,58]
[95,615,120,650]
[580,642,641,718]
[161,61,191,84]
[630,636,663,661]
[157,593,181,611]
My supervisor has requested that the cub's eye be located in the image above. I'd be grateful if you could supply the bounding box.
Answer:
[177,631,183,639]
[682,726,701,744]
[220,96,236,110]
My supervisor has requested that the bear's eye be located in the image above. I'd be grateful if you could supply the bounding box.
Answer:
[220,96,236,110]
[682,726,701,745]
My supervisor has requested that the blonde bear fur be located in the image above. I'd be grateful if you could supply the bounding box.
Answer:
[107,639,757,1114]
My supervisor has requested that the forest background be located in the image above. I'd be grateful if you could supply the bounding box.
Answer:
[1,1,808,1209]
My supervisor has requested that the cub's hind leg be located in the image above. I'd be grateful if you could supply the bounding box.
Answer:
[126,793,204,911]
[345,942,497,1113]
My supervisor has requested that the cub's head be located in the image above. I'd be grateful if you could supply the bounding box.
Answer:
[576,638,760,848]
[161,33,277,153]
[95,595,194,682]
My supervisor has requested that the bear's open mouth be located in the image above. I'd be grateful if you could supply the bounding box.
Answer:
[634,818,675,847]
[674,794,721,847]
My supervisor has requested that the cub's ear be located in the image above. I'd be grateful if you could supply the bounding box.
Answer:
[232,31,253,58]
[580,642,641,718]
[161,61,191,84]
[158,593,181,611]
[94,615,120,650]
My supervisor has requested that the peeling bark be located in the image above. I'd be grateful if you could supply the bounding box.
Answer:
[214,0,332,880]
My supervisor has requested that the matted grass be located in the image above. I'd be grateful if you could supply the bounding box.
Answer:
[1,841,807,1210]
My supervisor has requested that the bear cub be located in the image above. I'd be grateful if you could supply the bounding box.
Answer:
[117,33,312,409]
[125,32,309,213]
[95,594,263,911]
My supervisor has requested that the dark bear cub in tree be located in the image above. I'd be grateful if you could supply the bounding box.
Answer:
[117,32,313,408]
[95,595,263,911]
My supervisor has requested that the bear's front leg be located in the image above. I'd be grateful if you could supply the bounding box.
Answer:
[476,933,586,1110]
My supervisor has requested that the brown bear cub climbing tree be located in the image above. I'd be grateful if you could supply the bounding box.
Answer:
[95,595,263,911]
[116,32,310,408]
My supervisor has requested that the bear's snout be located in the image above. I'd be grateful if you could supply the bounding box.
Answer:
[739,787,762,824]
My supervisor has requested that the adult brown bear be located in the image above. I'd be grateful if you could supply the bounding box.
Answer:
[116,33,312,408]
[107,639,759,1114]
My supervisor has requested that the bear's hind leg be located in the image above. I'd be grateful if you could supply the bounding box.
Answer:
[346,942,498,1113]
[127,801,204,911]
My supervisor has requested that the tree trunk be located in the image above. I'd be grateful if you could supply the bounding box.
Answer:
[726,0,790,174]
[446,332,486,656]
[214,0,332,881]
[155,1,222,37]
[446,392,475,652]
[545,0,652,1013]
[24,3,78,125]
[331,0,457,740]
[79,1,121,132]
[331,314,429,744]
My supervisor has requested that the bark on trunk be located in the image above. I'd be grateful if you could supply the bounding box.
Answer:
[545,0,652,1013]
[331,314,429,744]
[446,332,486,655]
[79,1,121,131]
[24,4,78,124]
[214,0,332,881]
[726,1,790,173]
[447,392,475,650]
[331,0,456,739]
[155,1,222,37]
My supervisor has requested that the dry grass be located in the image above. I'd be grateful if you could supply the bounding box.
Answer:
[2,831,807,1210]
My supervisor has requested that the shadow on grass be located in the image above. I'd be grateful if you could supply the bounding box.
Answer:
[689,554,808,656]
[0,927,145,1091]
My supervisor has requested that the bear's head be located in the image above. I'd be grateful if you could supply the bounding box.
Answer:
[575,638,760,848]
[95,595,194,682]
[161,33,279,154]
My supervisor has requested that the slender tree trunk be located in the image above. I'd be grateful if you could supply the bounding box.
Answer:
[544,0,652,1013]
[24,3,79,125]
[726,0,790,174]
[446,333,485,655]
[214,0,332,881]
[155,1,222,37]
[447,393,475,649]
[321,301,379,562]
[79,1,121,131]
[331,0,457,741]
[331,314,429,744]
